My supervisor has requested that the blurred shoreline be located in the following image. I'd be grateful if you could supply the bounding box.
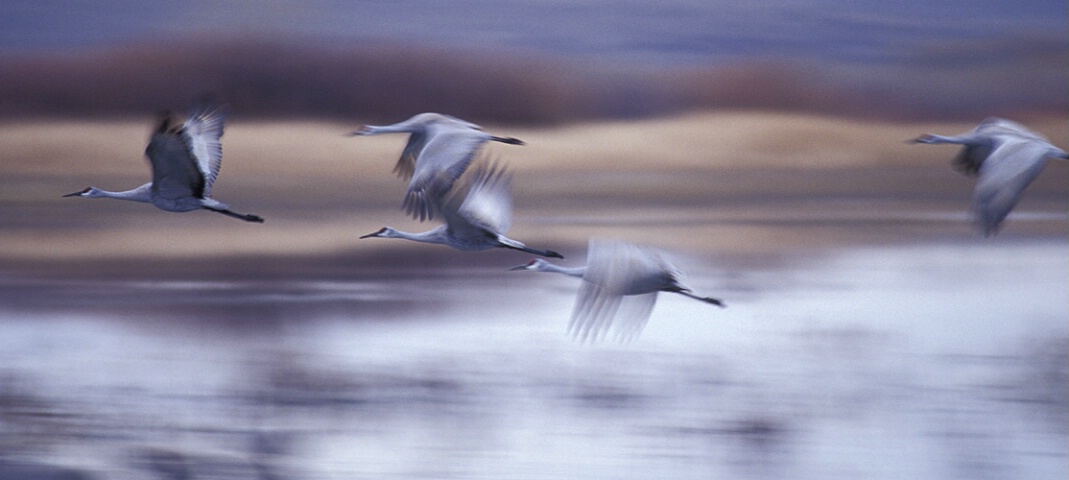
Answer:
[2,112,1066,275]
[2,37,1060,122]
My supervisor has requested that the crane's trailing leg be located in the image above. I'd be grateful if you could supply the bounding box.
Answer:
[206,207,264,223]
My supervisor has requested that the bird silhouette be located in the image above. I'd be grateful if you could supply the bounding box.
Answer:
[347,113,524,221]
[512,238,723,342]
[361,159,562,258]
[64,97,263,223]
[910,117,1067,235]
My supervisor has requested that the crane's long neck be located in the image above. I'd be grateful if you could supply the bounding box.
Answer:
[390,226,451,246]
[921,133,986,146]
[538,262,586,278]
[95,183,153,203]
[365,123,422,135]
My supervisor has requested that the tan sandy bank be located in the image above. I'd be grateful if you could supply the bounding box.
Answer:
[1,111,1065,264]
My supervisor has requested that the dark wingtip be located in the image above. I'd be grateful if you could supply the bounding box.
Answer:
[154,110,175,133]
[493,136,526,146]
[402,189,437,222]
[546,250,565,260]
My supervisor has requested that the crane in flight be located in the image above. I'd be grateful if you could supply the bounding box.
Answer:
[511,238,723,342]
[346,113,524,221]
[64,98,263,223]
[910,117,1067,235]
[360,159,562,259]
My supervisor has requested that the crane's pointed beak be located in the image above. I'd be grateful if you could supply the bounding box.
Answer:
[63,188,88,197]
[359,227,386,239]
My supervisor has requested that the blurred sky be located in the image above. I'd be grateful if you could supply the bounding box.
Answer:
[0,1,1065,121]
[2,0,1064,65]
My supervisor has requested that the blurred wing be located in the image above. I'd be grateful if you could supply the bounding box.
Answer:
[954,118,1051,178]
[181,100,228,197]
[568,282,657,343]
[588,238,670,295]
[145,130,205,200]
[455,161,513,234]
[569,280,622,343]
[394,131,426,180]
[974,117,1049,143]
[403,125,490,220]
[951,144,991,176]
[568,238,660,342]
[612,294,659,342]
[971,138,1051,235]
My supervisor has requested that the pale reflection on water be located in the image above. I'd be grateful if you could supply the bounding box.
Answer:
[0,241,1066,479]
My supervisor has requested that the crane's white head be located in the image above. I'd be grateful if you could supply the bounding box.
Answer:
[907,134,940,144]
[63,187,104,198]
[509,259,552,271]
[346,125,377,136]
[360,227,399,239]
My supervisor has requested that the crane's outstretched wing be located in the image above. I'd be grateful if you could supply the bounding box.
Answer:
[974,117,1049,142]
[568,238,661,342]
[971,138,1052,235]
[145,116,206,201]
[951,143,992,176]
[569,281,657,343]
[181,99,228,197]
[454,160,513,234]
[403,124,492,221]
[394,130,426,180]
[954,118,1047,176]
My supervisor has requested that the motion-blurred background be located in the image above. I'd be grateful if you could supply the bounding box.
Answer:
[1,2,1066,479]
[2,0,1065,122]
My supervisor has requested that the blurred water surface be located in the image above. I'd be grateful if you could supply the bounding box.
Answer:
[1,239,1065,479]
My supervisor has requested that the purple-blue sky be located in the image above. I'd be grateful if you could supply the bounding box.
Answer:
[2,1,1064,65]
[1,1,1065,121]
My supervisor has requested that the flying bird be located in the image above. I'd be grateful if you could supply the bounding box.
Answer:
[910,117,1067,235]
[511,238,723,342]
[346,113,525,221]
[360,160,562,258]
[64,98,263,223]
